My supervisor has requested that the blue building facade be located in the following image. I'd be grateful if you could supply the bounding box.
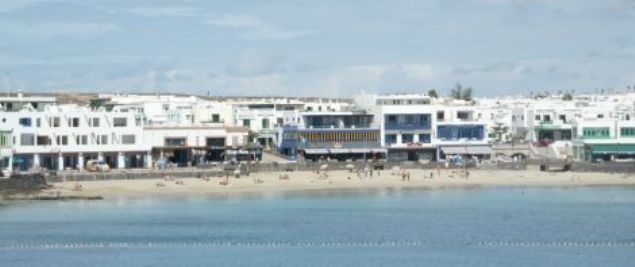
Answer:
[382,113,436,161]
[437,125,485,141]
[277,113,384,161]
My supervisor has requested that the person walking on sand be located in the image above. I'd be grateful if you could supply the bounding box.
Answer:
[437,164,441,178]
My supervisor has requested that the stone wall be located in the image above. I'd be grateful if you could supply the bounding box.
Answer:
[0,173,48,193]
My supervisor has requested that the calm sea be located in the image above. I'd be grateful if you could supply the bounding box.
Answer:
[1,186,634,266]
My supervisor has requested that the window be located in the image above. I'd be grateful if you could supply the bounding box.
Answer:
[262,118,269,129]
[621,127,635,137]
[113,117,127,127]
[437,111,445,121]
[405,115,414,124]
[597,114,604,119]
[122,135,136,144]
[277,118,283,126]
[211,114,220,123]
[559,115,566,123]
[20,134,35,146]
[544,115,551,122]
[56,135,68,145]
[165,137,186,146]
[457,112,470,120]
[36,118,41,127]
[0,133,7,147]
[75,135,88,145]
[535,115,541,121]
[80,135,88,145]
[70,117,80,127]
[402,134,414,143]
[385,134,397,145]
[418,134,431,143]
[101,135,108,145]
[582,127,610,139]
[19,117,32,127]
[51,117,60,127]
[419,115,429,125]
[387,115,397,123]
[242,119,251,127]
[92,118,100,127]
[36,135,51,146]
[206,137,226,147]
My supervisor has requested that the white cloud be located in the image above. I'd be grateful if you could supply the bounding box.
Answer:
[126,7,200,18]
[206,14,315,40]
[224,50,285,76]
[0,21,120,40]
[0,0,36,13]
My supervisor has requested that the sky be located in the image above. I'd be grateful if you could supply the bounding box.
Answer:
[0,0,634,97]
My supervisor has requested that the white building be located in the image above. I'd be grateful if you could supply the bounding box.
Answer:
[0,104,149,171]
[143,126,251,165]
[0,92,56,112]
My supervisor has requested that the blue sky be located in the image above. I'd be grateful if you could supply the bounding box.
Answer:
[0,0,634,97]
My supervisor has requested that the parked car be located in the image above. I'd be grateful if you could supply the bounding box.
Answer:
[85,160,110,172]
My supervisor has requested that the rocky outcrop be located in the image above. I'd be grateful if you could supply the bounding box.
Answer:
[0,173,48,194]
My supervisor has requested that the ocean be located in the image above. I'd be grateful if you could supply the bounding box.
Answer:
[1,186,634,266]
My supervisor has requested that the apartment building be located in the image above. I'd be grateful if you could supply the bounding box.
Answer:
[0,104,149,171]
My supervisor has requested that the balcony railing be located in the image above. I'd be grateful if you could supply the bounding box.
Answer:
[384,122,431,130]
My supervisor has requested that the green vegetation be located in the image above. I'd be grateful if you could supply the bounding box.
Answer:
[427,89,439,98]
[450,83,473,101]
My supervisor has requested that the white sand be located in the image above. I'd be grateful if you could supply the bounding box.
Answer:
[40,169,635,200]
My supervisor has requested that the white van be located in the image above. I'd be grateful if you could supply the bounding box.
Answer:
[86,160,110,172]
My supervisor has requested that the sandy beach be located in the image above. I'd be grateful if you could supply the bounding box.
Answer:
[34,168,635,200]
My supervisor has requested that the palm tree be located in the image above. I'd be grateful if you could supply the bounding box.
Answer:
[450,83,474,101]
[451,83,462,99]
[427,89,439,98]
[462,87,473,101]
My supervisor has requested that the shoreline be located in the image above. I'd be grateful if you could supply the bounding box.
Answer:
[9,169,632,201]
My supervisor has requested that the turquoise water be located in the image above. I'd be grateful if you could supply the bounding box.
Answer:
[1,186,634,266]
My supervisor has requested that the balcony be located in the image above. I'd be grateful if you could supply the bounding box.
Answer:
[384,122,431,130]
